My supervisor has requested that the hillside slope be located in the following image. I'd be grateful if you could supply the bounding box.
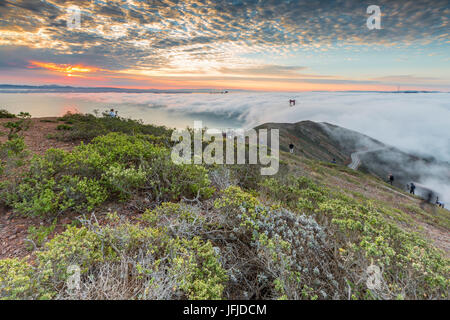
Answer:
[255,121,353,164]
[0,114,448,300]
[257,121,450,200]
[278,149,449,256]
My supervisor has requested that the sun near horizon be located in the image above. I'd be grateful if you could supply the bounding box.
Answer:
[0,0,449,92]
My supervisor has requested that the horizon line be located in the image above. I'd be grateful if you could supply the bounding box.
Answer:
[0,84,444,94]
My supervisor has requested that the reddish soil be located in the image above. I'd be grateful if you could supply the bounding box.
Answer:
[0,117,77,155]
[0,207,76,260]
[0,117,79,260]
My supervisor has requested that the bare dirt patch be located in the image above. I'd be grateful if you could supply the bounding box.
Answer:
[0,117,77,155]
[0,117,81,259]
[0,208,81,260]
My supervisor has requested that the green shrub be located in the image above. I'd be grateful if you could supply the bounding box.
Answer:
[260,176,327,212]
[142,202,201,226]
[0,258,35,299]
[26,219,57,249]
[318,197,449,298]
[37,226,105,283]
[5,132,213,216]
[56,124,73,131]
[0,137,28,172]
[0,137,27,157]
[0,109,15,118]
[259,175,450,299]
[213,186,342,300]
[0,257,55,300]
[53,112,172,143]
[2,112,31,140]
[170,237,228,300]
[1,209,228,300]
[0,137,29,193]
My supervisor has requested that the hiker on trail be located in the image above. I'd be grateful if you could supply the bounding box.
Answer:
[289,99,296,106]
[108,108,116,117]
[289,143,294,154]
[388,173,394,185]
[331,158,337,164]
[409,182,416,195]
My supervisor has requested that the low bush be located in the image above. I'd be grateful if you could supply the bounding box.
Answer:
[0,211,228,300]
[0,109,15,118]
[52,112,172,143]
[213,186,344,299]
[26,219,57,249]
[259,176,449,299]
[0,137,29,189]
[1,178,448,300]
[1,112,31,140]
[0,258,44,300]
[0,111,31,174]
[56,124,73,131]
[3,132,213,216]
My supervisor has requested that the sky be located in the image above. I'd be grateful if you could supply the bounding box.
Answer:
[0,0,449,91]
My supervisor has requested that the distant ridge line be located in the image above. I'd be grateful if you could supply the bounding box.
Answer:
[0,84,444,94]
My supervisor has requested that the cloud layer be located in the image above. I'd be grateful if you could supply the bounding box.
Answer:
[156,92,450,164]
[0,0,449,89]
[18,90,447,162]
[1,90,449,199]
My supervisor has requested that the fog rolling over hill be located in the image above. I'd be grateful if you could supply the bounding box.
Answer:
[1,91,448,163]
[256,121,450,203]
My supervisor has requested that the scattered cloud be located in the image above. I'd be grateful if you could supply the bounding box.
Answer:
[0,0,448,89]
